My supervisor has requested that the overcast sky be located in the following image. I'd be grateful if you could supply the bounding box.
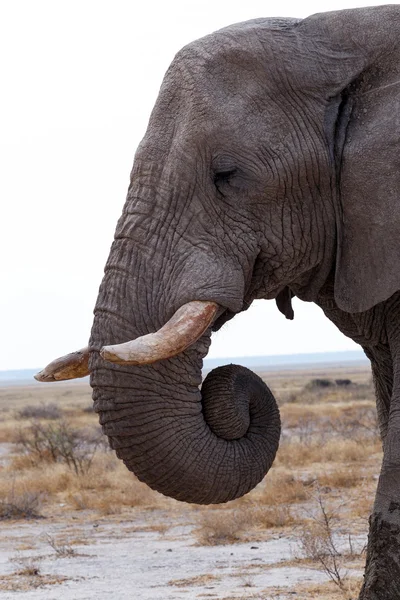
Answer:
[1,0,386,370]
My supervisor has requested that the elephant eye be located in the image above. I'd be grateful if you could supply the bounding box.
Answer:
[213,168,237,189]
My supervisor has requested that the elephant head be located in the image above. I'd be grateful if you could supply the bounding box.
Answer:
[36,6,400,504]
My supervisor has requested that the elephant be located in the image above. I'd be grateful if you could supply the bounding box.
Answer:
[36,6,400,599]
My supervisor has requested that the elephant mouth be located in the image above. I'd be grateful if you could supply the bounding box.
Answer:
[212,307,239,331]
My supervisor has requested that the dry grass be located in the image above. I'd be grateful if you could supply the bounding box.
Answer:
[248,505,297,529]
[0,455,163,517]
[196,510,251,545]
[274,577,364,599]
[0,365,380,530]
[257,473,310,505]
[276,437,379,468]
[318,467,366,489]
[169,573,220,587]
[195,503,298,545]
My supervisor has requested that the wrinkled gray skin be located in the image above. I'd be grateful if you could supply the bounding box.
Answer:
[89,6,400,598]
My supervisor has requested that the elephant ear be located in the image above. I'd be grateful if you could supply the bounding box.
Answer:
[298,6,400,313]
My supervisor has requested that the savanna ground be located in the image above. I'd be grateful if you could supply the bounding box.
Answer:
[0,364,380,599]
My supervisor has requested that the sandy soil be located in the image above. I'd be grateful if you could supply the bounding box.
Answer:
[0,510,361,600]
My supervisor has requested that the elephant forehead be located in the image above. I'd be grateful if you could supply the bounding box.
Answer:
[169,44,268,104]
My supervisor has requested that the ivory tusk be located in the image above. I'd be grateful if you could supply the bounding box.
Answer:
[101,300,218,365]
[34,347,90,382]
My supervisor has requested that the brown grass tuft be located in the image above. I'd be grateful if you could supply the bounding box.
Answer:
[257,473,310,505]
[196,503,298,546]
[195,510,251,545]
[169,574,220,587]
[277,438,377,468]
[249,505,297,529]
[318,467,365,489]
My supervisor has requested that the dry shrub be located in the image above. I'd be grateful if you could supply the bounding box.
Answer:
[16,564,41,577]
[327,407,379,442]
[14,420,102,475]
[10,454,39,471]
[11,556,42,577]
[45,533,76,557]
[196,503,296,546]
[2,445,162,514]
[299,488,362,592]
[196,510,251,545]
[0,489,44,520]
[249,505,296,529]
[258,473,309,505]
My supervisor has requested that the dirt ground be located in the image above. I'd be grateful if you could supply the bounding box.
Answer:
[0,364,379,599]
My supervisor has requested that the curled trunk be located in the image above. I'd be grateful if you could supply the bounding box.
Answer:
[90,322,280,504]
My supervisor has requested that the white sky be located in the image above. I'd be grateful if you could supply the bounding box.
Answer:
[1,0,386,370]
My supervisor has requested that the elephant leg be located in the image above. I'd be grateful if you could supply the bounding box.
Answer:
[360,330,400,598]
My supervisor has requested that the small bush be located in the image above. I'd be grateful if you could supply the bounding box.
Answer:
[258,473,309,505]
[0,489,44,520]
[196,510,250,545]
[250,505,296,529]
[12,556,42,577]
[16,403,61,420]
[45,533,76,557]
[196,503,297,546]
[327,407,379,441]
[299,488,362,591]
[15,420,102,475]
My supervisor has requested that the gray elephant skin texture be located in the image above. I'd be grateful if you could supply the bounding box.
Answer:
[45,6,400,599]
